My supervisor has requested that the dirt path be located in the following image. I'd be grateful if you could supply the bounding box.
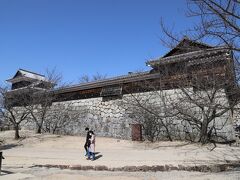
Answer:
[2,166,240,180]
[1,130,240,179]
[2,131,240,168]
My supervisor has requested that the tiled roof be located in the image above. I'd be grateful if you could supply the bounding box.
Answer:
[18,69,46,81]
[7,69,47,83]
[56,47,231,94]
[146,46,230,67]
[55,71,155,93]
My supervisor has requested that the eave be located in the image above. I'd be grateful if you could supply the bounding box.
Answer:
[6,76,37,83]
[146,46,230,68]
[54,71,159,94]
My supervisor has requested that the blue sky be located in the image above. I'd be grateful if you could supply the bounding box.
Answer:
[0,0,196,85]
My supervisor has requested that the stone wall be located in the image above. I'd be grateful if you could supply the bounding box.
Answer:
[22,96,133,139]
[55,97,132,139]
[22,88,236,141]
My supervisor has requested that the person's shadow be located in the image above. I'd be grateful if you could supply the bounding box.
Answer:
[94,152,103,160]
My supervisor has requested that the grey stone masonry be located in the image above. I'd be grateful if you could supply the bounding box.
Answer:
[22,88,237,141]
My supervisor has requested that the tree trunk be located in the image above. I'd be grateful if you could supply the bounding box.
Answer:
[14,125,20,139]
[165,128,173,141]
[199,120,208,144]
[162,124,172,141]
[36,126,42,134]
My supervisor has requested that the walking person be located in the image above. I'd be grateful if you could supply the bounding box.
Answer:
[84,127,91,156]
[87,130,95,161]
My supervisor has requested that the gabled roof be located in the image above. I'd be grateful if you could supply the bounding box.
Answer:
[162,37,213,58]
[146,38,231,68]
[6,69,47,83]
[146,46,230,68]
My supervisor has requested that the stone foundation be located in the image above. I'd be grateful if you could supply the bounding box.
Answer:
[22,88,236,141]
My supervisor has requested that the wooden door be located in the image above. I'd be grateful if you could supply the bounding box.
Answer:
[131,124,142,141]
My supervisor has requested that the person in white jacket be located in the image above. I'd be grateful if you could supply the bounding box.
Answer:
[87,130,95,161]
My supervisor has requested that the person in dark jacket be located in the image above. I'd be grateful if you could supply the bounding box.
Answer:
[84,127,91,156]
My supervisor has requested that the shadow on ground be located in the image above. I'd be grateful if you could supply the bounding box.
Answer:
[0,170,14,175]
[95,154,103,160]
[152,142,191,150]
[0,144,20,150]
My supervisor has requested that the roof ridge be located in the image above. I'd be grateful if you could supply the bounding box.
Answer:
[162,38,213,58]
[55,71,150,91]
[19,68,45,77]
[180,38,213,48]
[147,46,229,65]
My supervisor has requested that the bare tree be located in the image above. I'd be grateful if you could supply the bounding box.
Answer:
[121,80,177,142]
[124,102,174,142]
[0,86,30,139]
[161,0,240,52]
[43,102,80,134]
[122,49,238,143]
[158,0,240,144]
[169,64,237,144]
[28,90,53,134]
[79,72,107,83]
[187,0,239,51]
[27,69,66,134]
[79,75,90,83]
[1,68,74,136]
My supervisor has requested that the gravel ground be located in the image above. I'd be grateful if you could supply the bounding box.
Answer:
[1,130,240,180]
[2,166,240,180]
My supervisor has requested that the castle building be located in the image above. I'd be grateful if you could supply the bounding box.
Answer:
[6,38,239,141]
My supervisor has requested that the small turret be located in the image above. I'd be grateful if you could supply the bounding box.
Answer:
[6,69,52,90]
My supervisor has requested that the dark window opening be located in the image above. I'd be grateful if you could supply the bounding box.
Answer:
[101,85,122,101]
